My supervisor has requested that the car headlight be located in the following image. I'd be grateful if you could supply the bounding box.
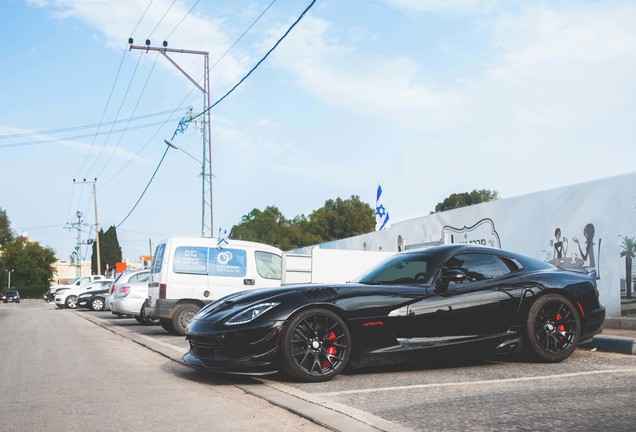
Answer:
[224,302,280,326]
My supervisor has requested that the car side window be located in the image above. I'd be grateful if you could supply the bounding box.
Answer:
[255,251,282,280]
[444,253,508,283]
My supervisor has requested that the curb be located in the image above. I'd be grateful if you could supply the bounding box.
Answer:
[583,337,636,355]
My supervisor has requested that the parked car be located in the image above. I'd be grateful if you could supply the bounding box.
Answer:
[111,279,157,324]
[47,275,103,301]
[77,287,111,311]
[55,279,114,309]
[3,290,20,303]
[105,269,150,312]
[184,244,606,382]
[147,237,283,336]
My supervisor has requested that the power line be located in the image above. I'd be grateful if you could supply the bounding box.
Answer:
[164,0,200,41]
[115,0,317,231]
[210,0,277,71]
[0,108,185,140]
[147,0,177,39]
[185,0,316,128]
[96,52,161,179]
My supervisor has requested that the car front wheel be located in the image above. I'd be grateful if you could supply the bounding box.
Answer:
[525,293,581,362]
[65,295,78,309]
[90,297,105,311]
[279,308,351,382]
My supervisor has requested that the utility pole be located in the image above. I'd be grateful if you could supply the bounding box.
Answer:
[129,38,213,237]
[65,211,90,277]
[71,178,100,275]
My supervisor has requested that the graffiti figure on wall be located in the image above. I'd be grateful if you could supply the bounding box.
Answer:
[546,223,601,279]
[551,228,568,260]
[573,223,596,268]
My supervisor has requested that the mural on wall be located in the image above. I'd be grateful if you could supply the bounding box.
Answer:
[441,218,502,249]
[546,223,601,278]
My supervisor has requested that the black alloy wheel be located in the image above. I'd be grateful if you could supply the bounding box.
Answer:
[280,308,351,382]
[525,294,581,363]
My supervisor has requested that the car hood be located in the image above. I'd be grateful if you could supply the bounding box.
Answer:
[193,282,430,323]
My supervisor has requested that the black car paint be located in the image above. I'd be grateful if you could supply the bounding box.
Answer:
[184,244,605,375]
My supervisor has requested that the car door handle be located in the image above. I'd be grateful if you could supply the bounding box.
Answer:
[244,279,255,285]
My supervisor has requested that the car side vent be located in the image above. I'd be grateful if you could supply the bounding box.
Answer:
[300,287,338,302]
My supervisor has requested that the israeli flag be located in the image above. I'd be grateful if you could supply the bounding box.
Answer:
[375,184,390,231]
[217,228,229,248]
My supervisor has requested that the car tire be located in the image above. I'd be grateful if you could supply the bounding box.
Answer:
[135,302,160,325]
[524,293,581,363]
[170,304,200,336]
[90,297,105,311]
[279,308,351,382]
[65,295,78,309]
[160,319,176,333]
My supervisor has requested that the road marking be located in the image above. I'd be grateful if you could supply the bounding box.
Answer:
[313,368,636,397]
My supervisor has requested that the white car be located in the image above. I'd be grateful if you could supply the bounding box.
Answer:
[54,279,113,309]
[105,269,150,311]
[111,279,157,324]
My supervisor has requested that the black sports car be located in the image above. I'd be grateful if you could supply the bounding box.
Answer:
[184,244,605,382]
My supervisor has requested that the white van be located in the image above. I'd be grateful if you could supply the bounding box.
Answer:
[147,237,283,335]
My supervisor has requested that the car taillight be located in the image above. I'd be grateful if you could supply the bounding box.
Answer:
[110,284,115,294]
[119,286,131,298]
[159,283,167,299]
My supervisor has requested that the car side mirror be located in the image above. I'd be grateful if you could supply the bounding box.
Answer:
[441,269,466,283]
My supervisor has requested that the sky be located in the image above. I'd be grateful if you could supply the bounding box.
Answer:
[1,0,634,263]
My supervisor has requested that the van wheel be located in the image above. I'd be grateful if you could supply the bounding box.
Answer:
[171,304,200,336]
[160,319,176,333]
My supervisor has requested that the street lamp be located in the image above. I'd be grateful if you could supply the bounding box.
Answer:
[164,139,203,165]
[6,269,14,290]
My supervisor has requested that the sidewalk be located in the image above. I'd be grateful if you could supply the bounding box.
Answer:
[583,300,636,355]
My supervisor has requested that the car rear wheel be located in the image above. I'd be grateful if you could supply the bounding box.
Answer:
[135,302,160,325]
[171,304,200,336]
[160,319,176,333]
[525,294,581,362]
[90,297,105,311]
[279,308,351,382]
[65,295,78,309]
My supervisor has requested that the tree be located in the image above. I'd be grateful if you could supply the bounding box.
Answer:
[230,206,290,247]
[308,196,375,242]
[91,225,123,275]
[1,235,56,298]
[434,189,500,213]
[230,196,375,250]
[620,236,636,300]
[0,207,14,246]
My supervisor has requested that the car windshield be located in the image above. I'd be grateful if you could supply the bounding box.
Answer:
[354,251,443,285]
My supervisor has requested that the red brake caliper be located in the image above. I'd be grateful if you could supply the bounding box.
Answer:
[322,331,337,369]
[555,313,565,340]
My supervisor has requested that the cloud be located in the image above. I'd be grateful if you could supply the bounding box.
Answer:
[263,16,463,130]
[385,0,497,14]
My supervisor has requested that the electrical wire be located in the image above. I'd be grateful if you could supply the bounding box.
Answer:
[114,0,317,231]
[210,0,277,71]
[164,0,200,41]
[116,145,170,229]
[83,50,145,176]
[0,108,186,140]
[0,120,173,149]
[185,0,316,128]
[147,0,177,40]
[96,52,161,179]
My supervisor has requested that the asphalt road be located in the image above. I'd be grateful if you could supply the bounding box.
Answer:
[3,301,636,431]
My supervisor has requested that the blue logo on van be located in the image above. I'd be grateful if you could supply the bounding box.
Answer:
[209,248,247,277]
[173,246,247,277]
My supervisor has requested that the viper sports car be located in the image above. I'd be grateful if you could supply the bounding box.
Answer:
[184,244,605,382]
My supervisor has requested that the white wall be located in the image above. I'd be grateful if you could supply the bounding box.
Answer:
[317,172,636,317]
